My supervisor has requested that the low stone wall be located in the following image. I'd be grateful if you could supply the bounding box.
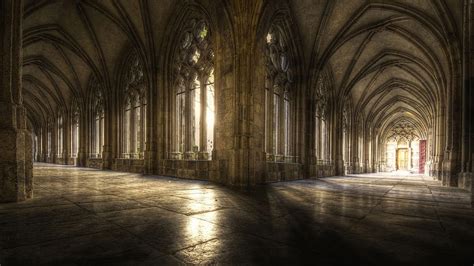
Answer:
[112,159,145,173]
[158,159,218,181]
[458,172,473,192]
[266,162,303,182]
[309,163,335,178]
[86,158,102,169]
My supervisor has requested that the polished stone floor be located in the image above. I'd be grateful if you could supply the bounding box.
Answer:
[1,163,473,265]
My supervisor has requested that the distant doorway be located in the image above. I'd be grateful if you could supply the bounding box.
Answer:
[396,148,409,170]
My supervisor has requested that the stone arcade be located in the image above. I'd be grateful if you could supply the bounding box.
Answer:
[0,0,473,264]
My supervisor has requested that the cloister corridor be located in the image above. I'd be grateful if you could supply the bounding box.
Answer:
[1,163,473,265]
[1,0,473,264]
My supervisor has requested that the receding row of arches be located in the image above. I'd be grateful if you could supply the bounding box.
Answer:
[1,0,470,202]
[27,5,339,182]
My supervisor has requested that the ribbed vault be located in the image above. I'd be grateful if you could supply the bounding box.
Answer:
[15,0,469,188]
[22,0,179,126]
[303,1,458,138]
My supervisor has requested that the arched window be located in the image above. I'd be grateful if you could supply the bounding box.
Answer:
[122,51,147,159]
[172,18,214,160]
[265,25,295,162]
[71,103,80,158]
[314,76,329,163]
[57,114,63,158]
[91,87,105,158]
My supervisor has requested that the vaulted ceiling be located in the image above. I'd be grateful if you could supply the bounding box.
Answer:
[23,0,463,139]
[290,0,462,139]
[23,0,177,126]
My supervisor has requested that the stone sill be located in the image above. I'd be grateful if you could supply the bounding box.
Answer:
[266,161,302,165]
[165,159,212,162]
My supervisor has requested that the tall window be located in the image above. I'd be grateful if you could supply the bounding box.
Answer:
[71,103,79,158]
[172,18,214,160]
[47,120,52,159]
[342,102,350,169]
[265,25,295,162]
[358,117,364,163]
[91,87,105,158]
[314,75,329,163]
[123,92,146,158]
[57,114,63,158]
[122,52,147,159]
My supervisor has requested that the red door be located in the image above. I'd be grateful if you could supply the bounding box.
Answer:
[419,140,426,174]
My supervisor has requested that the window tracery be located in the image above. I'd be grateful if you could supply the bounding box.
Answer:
[171,18,214,160]
[122,51,147,159]
[90,78,105,158]
[265,25,295,162]
[385,120,421,172]
[314,75,329,162]
[387,120,419,142]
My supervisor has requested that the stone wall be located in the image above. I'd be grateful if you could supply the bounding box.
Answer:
[112,159,145,173]
[158,160,217,181]
[86,159,102,169]
[458,172,473,195]
[266,162,303,182]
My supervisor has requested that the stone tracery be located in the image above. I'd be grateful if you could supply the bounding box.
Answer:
[386,120,420,142]
[171,17,215,160]
[264,23,295,162]
[122,50,147,160]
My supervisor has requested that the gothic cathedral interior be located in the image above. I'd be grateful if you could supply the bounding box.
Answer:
[1,0,473,264]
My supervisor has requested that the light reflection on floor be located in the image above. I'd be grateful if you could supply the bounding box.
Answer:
[0,163,473,265]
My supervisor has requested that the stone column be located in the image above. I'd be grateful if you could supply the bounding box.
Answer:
[41,126,48,162]
[77,107,87,166]
[25,128,33,198]
[63,114,70,164]
[0,0,29,202]
[199,76,207,160]
[459,0,474,201]
[211,0,265,186]
[184,80,193,159]
[265,79,274,161]
[307,100,316,177]
[333,103,344,176]
[102,113,112,169]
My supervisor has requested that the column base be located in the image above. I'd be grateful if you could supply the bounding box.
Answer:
[458,172,474,192]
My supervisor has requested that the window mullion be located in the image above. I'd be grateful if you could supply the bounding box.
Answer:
[200,77,207,157]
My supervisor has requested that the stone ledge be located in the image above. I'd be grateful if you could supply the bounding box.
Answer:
[458,172,474,192]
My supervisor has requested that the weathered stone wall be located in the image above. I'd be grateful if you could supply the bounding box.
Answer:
[112,159,145,174]
[86,159,102,169]
[157,160,216,181]
[266,162,303,182]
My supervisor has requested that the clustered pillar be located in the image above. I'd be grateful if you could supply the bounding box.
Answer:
[0,0,33,202]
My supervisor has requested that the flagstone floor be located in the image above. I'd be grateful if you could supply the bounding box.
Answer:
[1,163,473,265]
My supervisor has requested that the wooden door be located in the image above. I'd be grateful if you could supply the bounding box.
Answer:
[396,148,408,170]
